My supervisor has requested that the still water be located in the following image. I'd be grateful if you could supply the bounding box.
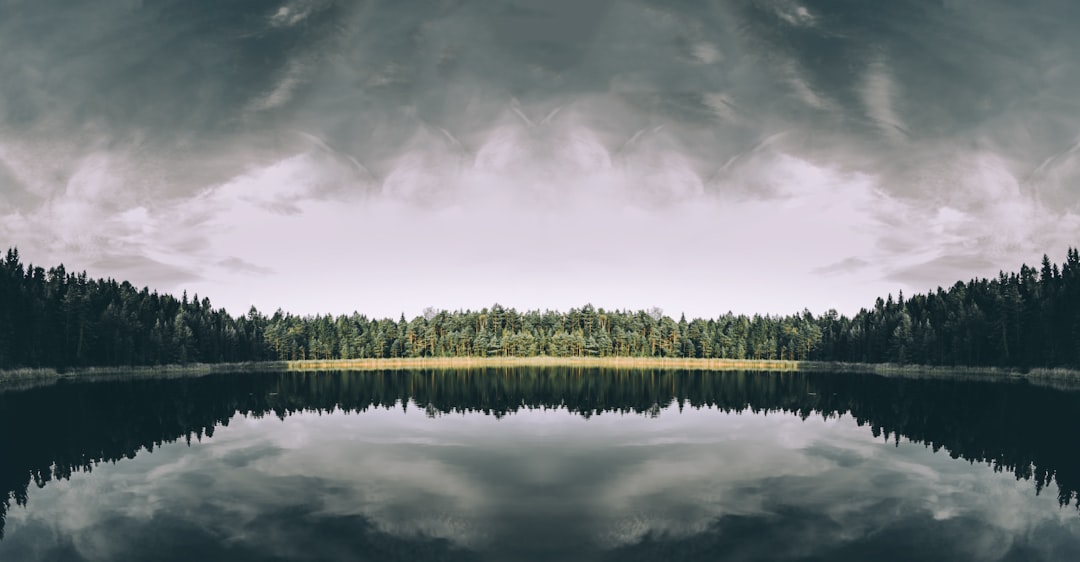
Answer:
[1,369,1079,561]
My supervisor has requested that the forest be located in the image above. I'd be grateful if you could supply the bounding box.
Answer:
[1,246,1079,370]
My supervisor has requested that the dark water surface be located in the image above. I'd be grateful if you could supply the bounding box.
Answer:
[1,369,1079,561]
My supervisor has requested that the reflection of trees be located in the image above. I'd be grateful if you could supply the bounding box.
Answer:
[2,369,1079,538]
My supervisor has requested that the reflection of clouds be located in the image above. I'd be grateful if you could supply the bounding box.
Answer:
[3,412,494,559]
[4,405,1080,561]
[208,412,495,547]
[592,410,1080,560]
[594,414,841,546]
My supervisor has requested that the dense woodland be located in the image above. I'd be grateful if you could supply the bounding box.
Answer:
[2,246,1080,369]
[3,369,1079,539]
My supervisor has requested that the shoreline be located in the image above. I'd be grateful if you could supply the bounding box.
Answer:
[2,357,1079,392]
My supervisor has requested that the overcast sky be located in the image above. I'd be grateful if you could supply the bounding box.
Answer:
[2,0,1080,319]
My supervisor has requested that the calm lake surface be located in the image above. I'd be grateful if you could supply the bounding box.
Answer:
[1,369,1079,561]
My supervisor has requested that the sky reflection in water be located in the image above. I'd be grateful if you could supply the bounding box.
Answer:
[1,370,1079,561]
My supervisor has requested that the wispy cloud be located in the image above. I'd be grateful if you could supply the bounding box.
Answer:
[217,257,274,276]
[860,60,908,141]
[813,257,869,276]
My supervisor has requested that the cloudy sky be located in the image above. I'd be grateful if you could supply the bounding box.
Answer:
[2,0,1080,318]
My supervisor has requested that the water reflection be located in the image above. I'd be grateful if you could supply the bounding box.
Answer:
[1,369,1079,560]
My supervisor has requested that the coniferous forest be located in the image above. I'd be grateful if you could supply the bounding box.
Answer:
[1,246,1080,370]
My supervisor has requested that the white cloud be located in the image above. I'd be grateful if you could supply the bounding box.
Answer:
[774,2,817,28]
[781,60,833,111]
[874,149,1080,289]
[247,59,307,113]
[692,42,723,65]
[703,93,739,121]
[861,60,908,141]
[269,1,317,28]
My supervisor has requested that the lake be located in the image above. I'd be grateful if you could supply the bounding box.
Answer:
[1,368,1079,561]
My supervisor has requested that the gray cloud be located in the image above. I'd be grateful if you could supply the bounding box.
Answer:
[217,257,274,276]
[813,256,869,276]
[5,1,1079,177]
[3,0,1080,315]
[887,254,1000,288]
[90,253,203,287]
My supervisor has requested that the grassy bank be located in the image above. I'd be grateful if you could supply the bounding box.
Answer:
[3,357,1079,391]
[284,358,1080,390]
[796,361,1080,390]
[283,356,802,371]
[0,362,286,392]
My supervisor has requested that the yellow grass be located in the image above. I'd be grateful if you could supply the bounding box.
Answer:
[283,356,802,372]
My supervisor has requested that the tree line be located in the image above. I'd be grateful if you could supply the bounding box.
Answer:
[2,246,1080,369]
